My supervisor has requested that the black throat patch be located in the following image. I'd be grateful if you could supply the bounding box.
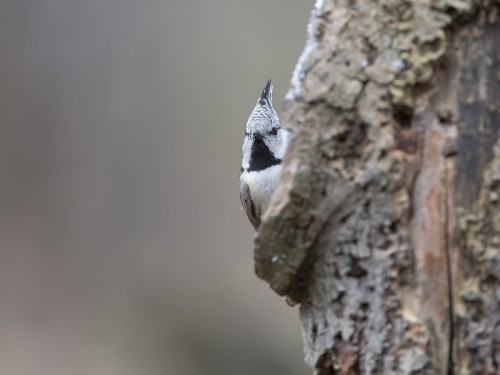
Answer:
[247,138,281,172]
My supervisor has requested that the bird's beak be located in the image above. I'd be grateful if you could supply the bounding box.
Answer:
[252,132,264,141]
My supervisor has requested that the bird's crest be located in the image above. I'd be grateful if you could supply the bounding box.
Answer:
[258,80,273,106]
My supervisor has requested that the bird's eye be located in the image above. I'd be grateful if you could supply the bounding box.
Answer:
[245,131,249,136]
[269,127,279,136]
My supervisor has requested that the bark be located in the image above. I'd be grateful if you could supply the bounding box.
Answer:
[254,1,500,374]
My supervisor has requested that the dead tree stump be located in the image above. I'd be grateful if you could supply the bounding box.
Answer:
[254,1,500,374]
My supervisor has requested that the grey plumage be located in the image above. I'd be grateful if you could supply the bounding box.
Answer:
[239,80,289,230]
[239,178,260,229]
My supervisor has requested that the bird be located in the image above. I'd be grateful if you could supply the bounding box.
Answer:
[239,80,290,230]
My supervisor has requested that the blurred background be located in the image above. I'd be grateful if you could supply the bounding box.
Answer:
[0,1,312,374]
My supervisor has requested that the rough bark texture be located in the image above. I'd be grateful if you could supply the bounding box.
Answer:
[254,1,500,374]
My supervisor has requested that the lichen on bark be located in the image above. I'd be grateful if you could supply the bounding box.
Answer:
[456,141,500,373]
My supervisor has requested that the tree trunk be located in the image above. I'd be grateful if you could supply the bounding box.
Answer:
[254,1,500,374]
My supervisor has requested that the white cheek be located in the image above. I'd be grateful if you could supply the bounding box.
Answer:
[241,137,251,169]
[275,129,290,159]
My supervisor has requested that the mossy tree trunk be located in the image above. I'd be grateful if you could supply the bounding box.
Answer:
[255,1,500,374]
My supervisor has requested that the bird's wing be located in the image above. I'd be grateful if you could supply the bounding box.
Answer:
[239,178,260,230]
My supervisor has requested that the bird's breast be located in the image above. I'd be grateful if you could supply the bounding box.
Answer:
[241,164,282,214]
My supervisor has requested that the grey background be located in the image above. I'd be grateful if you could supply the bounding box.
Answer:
[0,1,312,374]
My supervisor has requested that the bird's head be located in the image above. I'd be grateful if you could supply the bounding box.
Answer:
[242,80,288,170]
